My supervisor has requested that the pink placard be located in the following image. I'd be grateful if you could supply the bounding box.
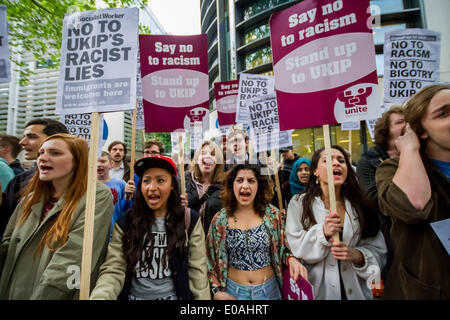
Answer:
[139,35,209,132]
[282,268,314,300]
[270,0,380,130]
[214,80,239,126]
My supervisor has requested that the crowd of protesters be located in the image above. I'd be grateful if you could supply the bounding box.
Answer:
[0,84,448,300]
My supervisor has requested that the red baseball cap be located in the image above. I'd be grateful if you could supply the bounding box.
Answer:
[134,155,177,177]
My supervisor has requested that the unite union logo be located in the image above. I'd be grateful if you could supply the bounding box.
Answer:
[334,83,380,123]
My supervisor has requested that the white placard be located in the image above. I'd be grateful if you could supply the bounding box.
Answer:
[56,7,139,115]
[61,113,107,156]
[341,121,361,130]
[136,50,145,129]
[171,132,186,155]
[0,5,10,83]
[236,73,274,124]
[384,28,441,103]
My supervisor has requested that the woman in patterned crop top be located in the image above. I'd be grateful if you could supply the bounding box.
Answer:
[206,163,308,300]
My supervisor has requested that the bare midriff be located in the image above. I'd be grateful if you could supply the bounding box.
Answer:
[228,265,275,285]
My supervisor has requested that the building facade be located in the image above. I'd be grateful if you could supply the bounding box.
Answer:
[201,0,450,161]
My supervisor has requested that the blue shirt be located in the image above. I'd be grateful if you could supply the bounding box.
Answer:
[433,159,450,178]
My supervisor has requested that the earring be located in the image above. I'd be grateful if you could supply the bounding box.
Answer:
[315,176,319,184]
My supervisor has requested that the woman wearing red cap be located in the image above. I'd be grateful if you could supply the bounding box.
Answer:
[90,155,210,300]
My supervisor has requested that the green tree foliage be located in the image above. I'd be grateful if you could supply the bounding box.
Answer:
[1,0,150,84]
[145,132,172,154]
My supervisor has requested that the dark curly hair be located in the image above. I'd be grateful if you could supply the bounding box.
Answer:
[122,173,187,276]
[221,163,273,217]
[301,145,379,239]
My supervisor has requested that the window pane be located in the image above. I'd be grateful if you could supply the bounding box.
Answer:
[376,54,384,77]
[373,23,406,45]
[244,23,270,45]
[243,0,290,21]
[370,0,404,15]
[245,47,272,70]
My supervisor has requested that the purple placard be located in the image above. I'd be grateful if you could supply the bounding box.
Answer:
[214,80,239,126]
[270,0,380,130]
[139,35,209,132]
[282,268,314,300]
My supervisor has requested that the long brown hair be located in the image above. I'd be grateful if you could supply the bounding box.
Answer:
[18,133,88,252]
[122,171,187,275]
[221,163,273,217]
[403,84,450,142]
[301,145,379,239]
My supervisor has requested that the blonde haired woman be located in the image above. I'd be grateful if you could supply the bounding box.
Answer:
[182,140,224,234]
[0,134,114,299]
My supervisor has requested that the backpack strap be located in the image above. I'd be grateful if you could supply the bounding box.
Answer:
[185,207,191,234]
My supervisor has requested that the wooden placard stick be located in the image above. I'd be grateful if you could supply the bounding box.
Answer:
[271,149,283,211]
[322,125,340,242]
[141,129,146,144]
[348,129,352,158]
[179,133,186,195]
[79,112,100,300]
[129,108,137,178]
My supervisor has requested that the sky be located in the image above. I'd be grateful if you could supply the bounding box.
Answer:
[149,0,201,35]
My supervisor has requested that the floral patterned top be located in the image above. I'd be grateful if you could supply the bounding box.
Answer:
[206,204,293,293]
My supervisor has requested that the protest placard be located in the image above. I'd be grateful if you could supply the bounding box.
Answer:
[60,113,108,156]
[136,52,145,130]
[0,5,10,83]
[139,34,209,133]
[56,7,139,115]
[270,0,381,130]
[246,94,292,152]
[236,73,274,125]
[341,121,360,130]
[384,28,441,103]
[171,131,187,155]
[214,80,239,126]
[282,268,314,300]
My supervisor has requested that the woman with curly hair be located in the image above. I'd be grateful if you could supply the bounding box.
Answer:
[206,163,307,300]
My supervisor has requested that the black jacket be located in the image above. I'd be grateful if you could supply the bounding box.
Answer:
[356,145,389,201]
[0,166,36,239]
[356,145,393,281]
[8,159,24,176]
[185,172,223,235]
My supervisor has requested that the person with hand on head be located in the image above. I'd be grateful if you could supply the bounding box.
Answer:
[286,145,386,300]
[376,84,450,300]
[0,118,68,239]
[206,163,307,300]
[0,134,114,299]
[357,107,405,282]
[181,140,224,235]
[90,155,210,300]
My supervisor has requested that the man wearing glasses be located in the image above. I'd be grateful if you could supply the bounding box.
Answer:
[143,139,165,157]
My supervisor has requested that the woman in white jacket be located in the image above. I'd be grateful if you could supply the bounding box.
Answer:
[286,145,386,300]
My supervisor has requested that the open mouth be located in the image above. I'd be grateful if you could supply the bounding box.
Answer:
[148,194,160,204]
[40,165,53,174]
[240,191,251,200]
[333,169,342,177]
